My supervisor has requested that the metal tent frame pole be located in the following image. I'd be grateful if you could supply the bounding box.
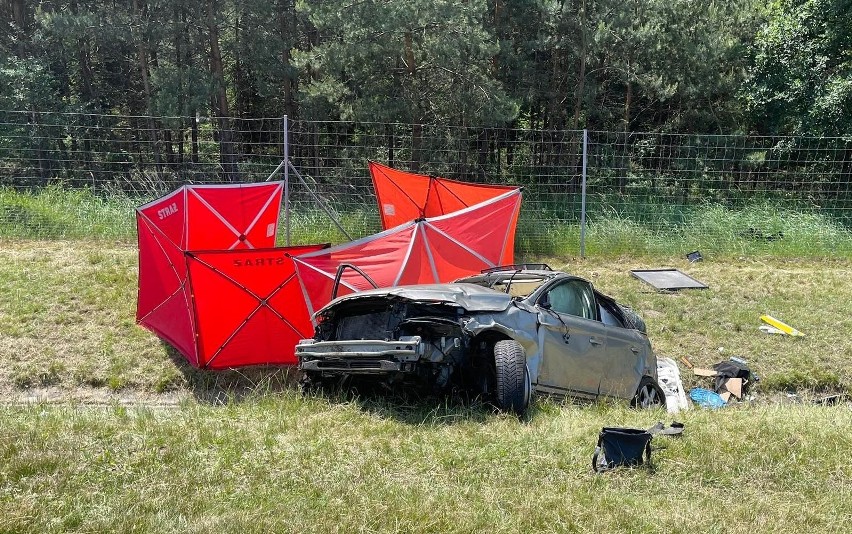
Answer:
[580,129,588,259]
[286,160,352,241]
[267,115,352,243]
[283,115,291,246]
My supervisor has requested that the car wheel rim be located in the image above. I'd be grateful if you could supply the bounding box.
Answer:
[639,384,659,408]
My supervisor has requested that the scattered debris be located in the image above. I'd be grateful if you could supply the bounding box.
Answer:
[592,427,653,472]
[759,325,786,335]
[657,358,690,414]
[630,268,708,290]
[712,358,758,399]
[693,367,719,377]
[691,358,759,406]
[679,355,694,369]
[689,387,726,409]
[647,421,685,436]
[686,250,703,262]
[813,394,847,406]
[760,315,805,337]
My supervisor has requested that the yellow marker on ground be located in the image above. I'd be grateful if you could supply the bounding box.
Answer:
[760,315,805,337]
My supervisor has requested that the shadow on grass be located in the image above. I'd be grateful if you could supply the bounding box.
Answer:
[303,377,538,426]
[163,343,539,423]
[162,342,301,405]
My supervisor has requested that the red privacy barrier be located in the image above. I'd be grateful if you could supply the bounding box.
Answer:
[369,160,520,229]
[137,164,522,369]
[293,189,522,315]
[135,182,327,368]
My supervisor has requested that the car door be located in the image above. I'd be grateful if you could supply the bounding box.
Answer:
[535,279,610,397]
[597,296,647,399]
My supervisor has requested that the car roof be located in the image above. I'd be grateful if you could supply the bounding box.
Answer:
[456,269,580,283]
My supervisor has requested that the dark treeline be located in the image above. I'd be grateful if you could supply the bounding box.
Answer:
[2,0,850,135]
[1,0,851,205]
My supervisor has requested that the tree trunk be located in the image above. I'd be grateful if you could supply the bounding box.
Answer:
[620,79,631,193]
[386,124,395,168]
[206,0,238,181]
[571,0,587,132]
[11,0,26,27]
[133,0,163,180]
[191,112,199,166]
[278,0,296,118]
[172,1,186,168]
[403,31,422,171]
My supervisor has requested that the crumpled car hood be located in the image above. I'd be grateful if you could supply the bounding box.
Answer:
[322,283,513,313]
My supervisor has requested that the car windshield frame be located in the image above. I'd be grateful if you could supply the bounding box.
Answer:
[456,271,554,298]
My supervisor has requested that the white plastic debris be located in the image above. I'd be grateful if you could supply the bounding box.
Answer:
[759,325,785,335]
[657,357,690,414]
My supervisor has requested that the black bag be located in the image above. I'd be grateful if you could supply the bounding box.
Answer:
[712,360,757,395]
[591,423,683,472]
[592,427,652,472]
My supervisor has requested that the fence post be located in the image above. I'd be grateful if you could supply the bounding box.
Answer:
[580,129,588,258]
[283,115,291,246]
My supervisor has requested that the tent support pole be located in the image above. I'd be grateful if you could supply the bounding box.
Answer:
[265,159,287,182]
[287,160,353,241]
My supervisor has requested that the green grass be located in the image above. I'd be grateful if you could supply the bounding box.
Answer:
[0,186,139,240]
[1,397,850,533]
[4,187,852,258]
[1,240,850,398]
[2,188,852,532]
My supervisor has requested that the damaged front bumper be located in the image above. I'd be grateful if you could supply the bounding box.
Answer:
[296,336,423,374]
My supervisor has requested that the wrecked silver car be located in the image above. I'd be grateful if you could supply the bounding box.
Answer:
[296,265,664,415]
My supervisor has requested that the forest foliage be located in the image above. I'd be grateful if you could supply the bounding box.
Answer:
[1,0,850,136]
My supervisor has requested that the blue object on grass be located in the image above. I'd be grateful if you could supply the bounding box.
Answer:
[689,387,727,409]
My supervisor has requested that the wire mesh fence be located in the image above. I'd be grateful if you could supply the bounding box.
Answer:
[2,110,851,255]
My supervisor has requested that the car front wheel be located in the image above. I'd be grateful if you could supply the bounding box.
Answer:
[493,340,530,416]
[632,376,666,409]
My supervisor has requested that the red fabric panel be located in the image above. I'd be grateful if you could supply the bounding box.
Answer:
[392,228,438,285]
[427,178,518,219]
[135,212,197,365]
[427,191,522,268]
[136,183,300,369]
[185,183,282,250]
[138,286,197,366]
[295,192,522,314]
[295,225,418,312]
[369,161,432,229]
[187,245,324,368]
[136,188,187,249]
[136,214,188,321]
[293,199,522,338]
[370,161,521,230]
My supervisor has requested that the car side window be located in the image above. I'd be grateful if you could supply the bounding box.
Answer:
[598,298,626,328]
[541,280,596,320]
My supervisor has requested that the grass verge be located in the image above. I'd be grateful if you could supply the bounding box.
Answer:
[1,397,850,533]
[1,240,850,400]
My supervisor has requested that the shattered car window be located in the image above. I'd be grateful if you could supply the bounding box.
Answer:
[542,280,596,320]
[458,273,548,297]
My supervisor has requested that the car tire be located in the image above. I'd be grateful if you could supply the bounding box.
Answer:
[493,340,530,416]
[632,376,666,409]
